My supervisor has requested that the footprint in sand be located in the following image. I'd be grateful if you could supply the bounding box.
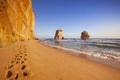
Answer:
[23,72,28,77]
[21,65,26,70]
[16,61,19,64]
[6,70,19,80]
[15,73,19,79]
[11,61,14,63]
[8,65,14,69]
[24,58,27,61]
[4,44,31,80]
[23,71,29,77]
[6,71,12,78]
[21,61,24,64]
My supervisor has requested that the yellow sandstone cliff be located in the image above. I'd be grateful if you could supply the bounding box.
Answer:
[0,0,34,47]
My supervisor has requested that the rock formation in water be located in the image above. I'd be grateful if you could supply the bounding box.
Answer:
[0,0,34,47]
[81,31,90,40]
[54,29,64,40]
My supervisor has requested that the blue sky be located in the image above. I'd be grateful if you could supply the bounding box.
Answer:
[32,0,120,38]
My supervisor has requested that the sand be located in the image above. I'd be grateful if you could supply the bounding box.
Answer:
[0,40,120,80]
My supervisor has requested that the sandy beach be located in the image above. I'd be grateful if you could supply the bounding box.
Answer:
[0,40,120,80]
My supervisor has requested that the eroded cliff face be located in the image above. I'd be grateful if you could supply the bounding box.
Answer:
[54,29,64,40]
[0,0,34,47]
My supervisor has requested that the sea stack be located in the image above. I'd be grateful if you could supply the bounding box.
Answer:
[81,31,90,40]
[0,0,34,47]
[54,29,64,40]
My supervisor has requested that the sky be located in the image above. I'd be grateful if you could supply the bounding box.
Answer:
[32,0,120,38]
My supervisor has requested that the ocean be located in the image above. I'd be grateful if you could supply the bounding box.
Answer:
[42,38,120,62]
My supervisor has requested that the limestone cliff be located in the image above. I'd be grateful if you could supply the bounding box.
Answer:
[0,0,34,47]
[81,31,90,40]
[54,29,64,40]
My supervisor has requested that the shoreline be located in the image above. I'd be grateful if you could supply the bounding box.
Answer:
[41,41,120,70]
[0,40,120,80]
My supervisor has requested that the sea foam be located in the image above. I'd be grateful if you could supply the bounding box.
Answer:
[42,38,120,62]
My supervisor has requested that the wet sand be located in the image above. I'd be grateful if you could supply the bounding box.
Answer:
[0,40,120,80]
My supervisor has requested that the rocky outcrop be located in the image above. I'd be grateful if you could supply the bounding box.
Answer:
[81,31,90,40]
[0,0,34,47]
[54,29,64,40]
